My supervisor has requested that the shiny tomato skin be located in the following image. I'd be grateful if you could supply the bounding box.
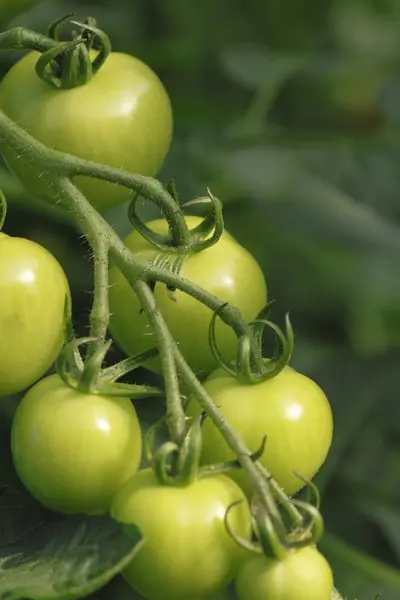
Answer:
[186,367,333,497]
[0,51,172,211]
[235,547,334,600]
[11,374,142,515]
[108,216,267,375]
[0,234,70,397]
[111,469,252,600]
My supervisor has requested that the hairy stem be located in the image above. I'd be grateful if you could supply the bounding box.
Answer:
[174,348,286,535]
[133,281,186,444]
[0,27,59,52]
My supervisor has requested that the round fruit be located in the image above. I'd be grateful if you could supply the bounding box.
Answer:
[235,547,334,600]
[111,469,252,600]
[0,234,70,397]
[108,216,267,375]
[11,374,142,514]
[186,367,333,496]
[0,51,172,211]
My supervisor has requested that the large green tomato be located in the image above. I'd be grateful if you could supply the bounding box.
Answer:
[111,469,252,600]
[108,216,267,375]
[235,547,334,600]
[186,367,333,496]
[11,374,142,515]
[0,233,70,397]
[0,51,172,211]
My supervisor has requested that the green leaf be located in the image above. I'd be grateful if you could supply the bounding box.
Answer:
[0,487,142,600]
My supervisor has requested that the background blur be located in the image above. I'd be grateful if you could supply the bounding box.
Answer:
[2,1,400,599]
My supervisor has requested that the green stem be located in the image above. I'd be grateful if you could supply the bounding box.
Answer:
[174,348,286,536]
[0,27,59,53]
[130,280,186,444]
[88,233,110,343]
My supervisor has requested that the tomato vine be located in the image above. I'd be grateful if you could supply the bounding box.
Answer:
[0,16,344,600]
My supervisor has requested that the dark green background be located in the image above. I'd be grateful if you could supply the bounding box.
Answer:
[2,0,400,598]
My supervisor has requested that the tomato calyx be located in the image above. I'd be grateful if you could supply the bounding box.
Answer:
[56,336,162,398]
[144,414,207,486]
[209,302,294,384]
[35,16,111,89]
[128,188,224,256]
[225,476,325,562]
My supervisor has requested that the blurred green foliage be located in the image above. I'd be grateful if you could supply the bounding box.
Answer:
[2,0,400,598]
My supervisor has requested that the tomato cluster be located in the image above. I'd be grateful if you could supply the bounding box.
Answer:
[0,23,335,600]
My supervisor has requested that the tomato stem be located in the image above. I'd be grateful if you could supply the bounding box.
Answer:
[0,27,59,54]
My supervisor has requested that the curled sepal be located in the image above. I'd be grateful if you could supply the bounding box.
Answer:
[0,189,7,231]
[69,20,111,75]
[56,336,94,390]
[225,501,263,554]
[100,347,160,383]
[255,505,289,560]
[199,435,267,478]
[293,471,321,511]
[128,194,191,253]
[175,416,203,484]
[144,416,168,465]
[35,40,85,89]
[208,303,238,377]
[153,442,181,485]
[63,43,93,89]
[249,314,294,381]
[253,301,276,346]
[46,12,75,41]
[285,499,324,548]
[184,189,225,253]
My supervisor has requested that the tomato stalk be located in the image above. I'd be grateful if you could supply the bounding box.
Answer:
[0,26,59,54]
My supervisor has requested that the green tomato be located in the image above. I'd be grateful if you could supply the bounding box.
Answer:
[186,367,333,497]
[235,547,334,600]
[11,374,142,514]
[0,233,70,397]
[108,216,267,375]
[0,51,172,211]
[111,469,252,600]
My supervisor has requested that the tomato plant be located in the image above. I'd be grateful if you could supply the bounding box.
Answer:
[108,216,267,375]
[186,366,333,496]
[0,233,70,397]
[11,374,142,515]
[111,468,252,600]
[0,51,173,211]
[235,546,334,600]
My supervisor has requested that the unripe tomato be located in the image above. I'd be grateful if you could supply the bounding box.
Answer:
[108,216,267,375]
[111,469,252,600]
[235,547,334,600]
[186,367,333,497]
[11,374,142,515]
[0,51,173,211]
[0,233,70,397]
